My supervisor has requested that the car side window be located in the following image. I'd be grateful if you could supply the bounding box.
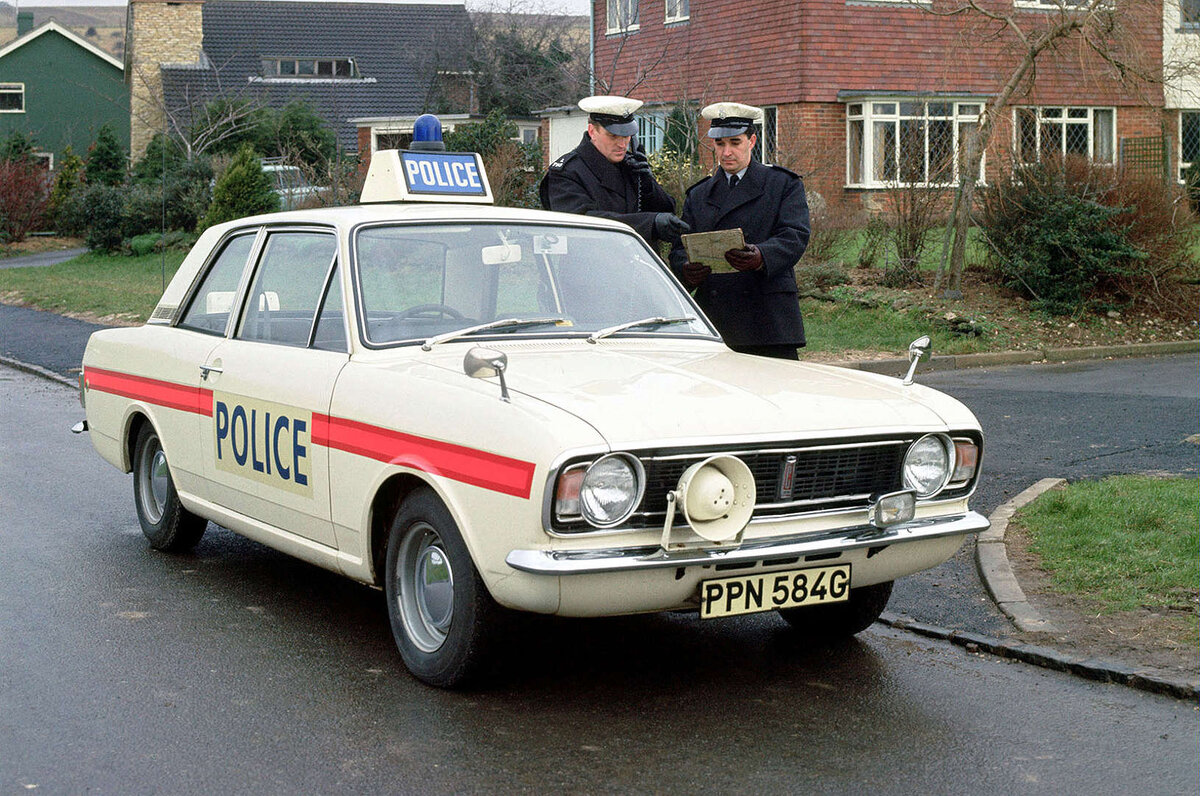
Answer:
[177,234,257,334]
[236,231,337,347]
[312,264,348,352]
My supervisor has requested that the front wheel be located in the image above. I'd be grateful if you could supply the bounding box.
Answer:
[777,580,893,638]
[132,423,207,552]
[385,488,501,688]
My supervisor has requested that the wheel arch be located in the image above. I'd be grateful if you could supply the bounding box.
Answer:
[122,410,153,474]
[368,473,434,587]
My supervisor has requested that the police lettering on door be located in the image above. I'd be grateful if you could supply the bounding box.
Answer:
[214,393,312,496]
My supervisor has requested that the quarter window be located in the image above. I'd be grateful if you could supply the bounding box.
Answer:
[846,100,983,187]
[1015,106,1115,165]
[237,231,338,347]
[178,234,258,335]
[0,83,24,113]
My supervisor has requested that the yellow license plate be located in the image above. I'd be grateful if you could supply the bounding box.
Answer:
[699,564,851,619]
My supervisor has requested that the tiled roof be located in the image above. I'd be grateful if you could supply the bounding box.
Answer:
[160,1,472,151]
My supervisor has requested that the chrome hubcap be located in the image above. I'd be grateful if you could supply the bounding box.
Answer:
[397,523,454,653]
[138,437,169,524]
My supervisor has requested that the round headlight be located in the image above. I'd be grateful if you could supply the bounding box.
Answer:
[580,454,645,528]
[903,434,953,498]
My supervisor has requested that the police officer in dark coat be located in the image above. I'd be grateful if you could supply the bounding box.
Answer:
[669,102,810,360]
[539,95,689,246]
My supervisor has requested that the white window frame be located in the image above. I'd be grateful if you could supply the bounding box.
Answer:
[755,106,778,165]
[1180,109,1199,183]
[637,111,666,154]
[606,0,639,34]
[0,83,25,114]
[33,151,52,170]
[845,98,985,188]
[1013,0,1095,9]
[1012,105,1116,166]
[665,0,689,23]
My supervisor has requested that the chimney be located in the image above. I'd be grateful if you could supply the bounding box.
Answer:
[17,11,34,36]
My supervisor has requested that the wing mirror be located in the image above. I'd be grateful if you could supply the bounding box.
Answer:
[464,347,510,402]
[903,335,931,386]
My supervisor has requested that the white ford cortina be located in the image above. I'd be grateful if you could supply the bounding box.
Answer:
[77,145,986,687]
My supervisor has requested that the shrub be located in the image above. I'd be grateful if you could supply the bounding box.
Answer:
[76,183,126,252]
[200,144,279,230]
[0,130,36,164]
[881,182,946,287]
[805,195,864,266]
[979,159,1144,315]
[86,124,127,187]
[0,159,51,243]
[796,260,850,292]
[445,111,541,209]
[48,147,86,235]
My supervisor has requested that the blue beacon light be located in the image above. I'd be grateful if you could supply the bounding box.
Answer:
[410,114,446,151]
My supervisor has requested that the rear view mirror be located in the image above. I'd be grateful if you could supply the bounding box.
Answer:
[482,243,522,265]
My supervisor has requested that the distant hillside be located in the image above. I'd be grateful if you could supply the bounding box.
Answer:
[0,4,125,57]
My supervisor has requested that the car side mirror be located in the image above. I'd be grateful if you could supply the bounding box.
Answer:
[464,347,510,402]
[903,335,931,386]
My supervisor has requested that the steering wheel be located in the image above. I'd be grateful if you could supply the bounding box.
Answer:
[395,304,467,320]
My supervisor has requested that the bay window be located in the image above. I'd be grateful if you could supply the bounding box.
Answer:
[846,99,983,187]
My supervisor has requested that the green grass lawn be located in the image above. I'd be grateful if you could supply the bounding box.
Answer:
[0,250,187,323]
[1015,475,1200,621]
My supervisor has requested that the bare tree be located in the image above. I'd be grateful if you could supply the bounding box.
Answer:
[909,0,1167,296]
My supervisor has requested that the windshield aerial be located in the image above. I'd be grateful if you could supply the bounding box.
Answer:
[353,223,714,346]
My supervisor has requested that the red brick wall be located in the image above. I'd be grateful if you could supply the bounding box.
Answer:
[595,0,1163,109]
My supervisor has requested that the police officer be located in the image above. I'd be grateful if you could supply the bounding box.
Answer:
[539,95,689,246]
[669,102,810,360]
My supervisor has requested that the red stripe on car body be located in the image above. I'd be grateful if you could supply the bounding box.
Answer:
[85,367,214,416]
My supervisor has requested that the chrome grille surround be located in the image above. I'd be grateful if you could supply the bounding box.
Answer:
[547,433,982,536]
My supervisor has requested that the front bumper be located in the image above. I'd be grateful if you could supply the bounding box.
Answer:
[506,511,990,576]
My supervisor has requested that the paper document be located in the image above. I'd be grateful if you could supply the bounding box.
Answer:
[681,229,746,274]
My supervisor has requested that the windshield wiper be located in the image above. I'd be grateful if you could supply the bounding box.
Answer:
[586,316,697,344]
[422,317,567,351]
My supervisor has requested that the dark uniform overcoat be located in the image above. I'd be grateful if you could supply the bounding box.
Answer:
[668,160,810,348]
[539,133,675,243]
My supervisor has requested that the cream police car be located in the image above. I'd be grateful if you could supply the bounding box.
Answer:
[78,122,987,687]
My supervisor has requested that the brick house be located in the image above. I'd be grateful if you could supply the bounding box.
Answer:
[125,0,475,161]
[585,0,1173,214]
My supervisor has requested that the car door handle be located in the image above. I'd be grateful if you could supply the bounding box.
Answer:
[199,364,223,379]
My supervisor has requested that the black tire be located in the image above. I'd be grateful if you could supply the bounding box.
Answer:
[385,488,501,688]
[777,580,893,638]
[132,423,207,552]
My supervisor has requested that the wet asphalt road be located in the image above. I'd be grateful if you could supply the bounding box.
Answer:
[1,355,1197,792]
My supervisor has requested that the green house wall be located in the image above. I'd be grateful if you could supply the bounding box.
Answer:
[0,29,129,166]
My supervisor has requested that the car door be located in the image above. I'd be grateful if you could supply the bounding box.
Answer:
[198,227,348,548]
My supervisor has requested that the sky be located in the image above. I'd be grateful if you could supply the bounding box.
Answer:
[11,0,592,13]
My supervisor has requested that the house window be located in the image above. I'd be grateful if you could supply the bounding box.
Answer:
[665,0,689,23]
[1014,0,1092,8]
[637,112,665,154]
[755,106,777,165]
[1015,106,1115,165]
[33,151,52,170]
[0,83,24,113]
[846,99,983,187]
[606,0,639,33]
[1181,110,1200,183]
[1182,0,1199,27]
[265,58,356,79]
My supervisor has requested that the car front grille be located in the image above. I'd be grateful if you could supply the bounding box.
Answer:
[553,437,915,533]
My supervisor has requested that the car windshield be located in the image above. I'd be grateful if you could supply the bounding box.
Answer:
[353,223,715,347]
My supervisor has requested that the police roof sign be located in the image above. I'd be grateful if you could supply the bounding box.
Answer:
[360,150,494,204]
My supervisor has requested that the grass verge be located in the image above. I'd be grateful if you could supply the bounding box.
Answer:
[1014,475,1199,618]
[0,251,186,324]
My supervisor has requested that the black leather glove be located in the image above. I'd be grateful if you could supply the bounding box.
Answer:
[653,213,690,243]
[681,262,711,287]
[625,147,651,176]
[724,244,763,272]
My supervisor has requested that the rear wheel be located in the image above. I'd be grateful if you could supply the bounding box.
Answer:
[132,423,207,552]
[385,488,501,688]
[777,580,893,638]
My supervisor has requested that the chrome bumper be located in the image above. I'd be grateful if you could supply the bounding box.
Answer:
[506,511,990,576]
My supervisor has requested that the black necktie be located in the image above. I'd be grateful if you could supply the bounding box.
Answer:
[729,174,740,189]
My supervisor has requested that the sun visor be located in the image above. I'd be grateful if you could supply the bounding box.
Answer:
[360,149,494,205]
